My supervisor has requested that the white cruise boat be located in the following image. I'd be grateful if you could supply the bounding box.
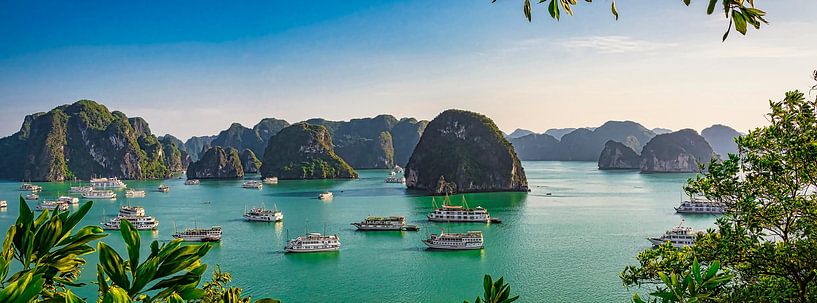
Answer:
[20,183,42,192]
[263,177,279,184]
[69,186,94,194]
[285,232,341,253]
[648,221,700,248]
[157,184,170,192]
[184,179,200,185]
[101,206,159,230]
[0,200,7,208]
[318,191,333,200]
[25,193,39,200]
[351,216,419,231]
[125,189,146,197]
[243,205,283,222]
[675,196,725,214]
[83,190,117,200]
[173,226,222,242]
[58,196,79,205]
[385,166,406,183]
[36,200,69,212]
[242,180,263,189]
[427,196,491,223]
[422,230,484,250]
[90,177,127,189]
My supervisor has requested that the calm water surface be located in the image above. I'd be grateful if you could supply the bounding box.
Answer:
[0,161,715,302]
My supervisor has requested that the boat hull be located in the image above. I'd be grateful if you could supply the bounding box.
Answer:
[285,247,340,253]
[427,217,489,223]
[421,240,483,250]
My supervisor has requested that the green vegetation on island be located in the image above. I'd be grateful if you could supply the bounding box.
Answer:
[186,146,245,179]
[260,123,358,179]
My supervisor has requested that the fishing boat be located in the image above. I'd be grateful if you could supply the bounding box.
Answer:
[173,226,222,242]
[422,230,484,250]
[58,196,79,205]
[427,196,493,223]
[184,179,200,185]
[36,200,69,212]
[263,177,279,184]
[648,220,700,248]
[157,184,170,192]
[285,231,341,253]
[20,183,42,192]
[83,189,117,200]
[675,196,725,214]
[125,189,146,197]
[90,177,127,189]
[24,193,39,200]
[243,205,284,222]
[318,191,333,200]
[384,166,406,183]
[351,216,419,231]
[69,186,94,194]
[242,180,263,189]
[101,206,159,230]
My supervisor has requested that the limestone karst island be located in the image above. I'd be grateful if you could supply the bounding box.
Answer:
[2,1,816,303]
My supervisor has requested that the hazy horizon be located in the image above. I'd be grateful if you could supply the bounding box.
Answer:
[2,1,816,139]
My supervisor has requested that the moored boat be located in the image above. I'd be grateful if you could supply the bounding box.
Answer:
[0,200,7,208]
[58,196,80,205]
[157,184,170,192]
[173,226,222,242]
[318,191,333,200]
[101,206,159,230]
[69,186,94,194]
[648,220,701,248]
[385,166,406,183]
[125,189,146,197]
[184,179,200,185]
[20,183,42,192]
[243,205,283,222]
[25,193,39,200]
[427,196,491,223]
[675,196,725,214]
[351,216,418,231]
[242,180,263,189]
[83,190,117,200]
[285,232,341,253]
[36,200,69,212]
[263,177,278,184]
[422,230,484,250]
[90,177,127,189]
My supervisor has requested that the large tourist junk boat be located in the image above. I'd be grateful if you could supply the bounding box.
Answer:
[101,205,159,230]
[385,166,406,183]
[648,220,700,248]
[58,196,80,205]
[242,180,263,189]
[184,179,200,185]
[83,189,117,200]
[427,196,494,223]
[36,200,69,212]
[125,189,146,197]
[675,195,725,214]
[243,205,284,222]
[25,193,39,201]
[422,230,484,250]
[351,216,419,231]
[69,186,94,194]
[173,226,223,242]
[20,183,42,192]
[263,177,279,184]
[0,200,6,208]
[90,177,127,189]
[285,232,341,253]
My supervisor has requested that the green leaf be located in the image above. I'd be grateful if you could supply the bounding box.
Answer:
[548,0,560,20]
[119,219,140,277]
[98,242,131,290]
[732,10,747,34]
[611,0,619,20]
[706,0,717,14]
[523,0,532,22]
[101,286,133,303]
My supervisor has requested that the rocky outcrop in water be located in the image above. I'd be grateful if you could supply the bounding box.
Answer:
[186,146,244,179]
[240,149,261,173]
[0,100,178,181]
[509,121,656,161]
[405,109,528,194]
[259,123,357,179]
[598,140,641,169]
[158,135,188,172]
[640,129,715,173]
[701,124,741,157]
[182,135,216,161]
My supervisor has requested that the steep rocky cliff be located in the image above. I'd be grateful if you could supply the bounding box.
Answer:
[405,109,528,194]
[305,115,399,169]
[640,129,715,173]
[158,135,188,172]
[598,140,641,169]
[183,135,216,161]
[240,149,262,173]
[509,133,562,161]
[259,123,357,179]
[701,124,741,157]
[390,118,428,166]
[0,100,175,181]
[186,146,244,179]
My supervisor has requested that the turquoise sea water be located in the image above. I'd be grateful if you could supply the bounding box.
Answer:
[0,161,716,302]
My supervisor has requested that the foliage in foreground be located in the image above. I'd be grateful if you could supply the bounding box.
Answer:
[0,197,277,302]
[464,274,519,303]
[622,90,817,302]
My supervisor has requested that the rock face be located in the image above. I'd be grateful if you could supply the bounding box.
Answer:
[598,140,641,169]
[544,128,578,140]
[186,146,244,179]
[640,129,715,173]
[405,109,528,194]
[183,135,216,161]
[509,121,656,161]
[158,135,188,172]
[701,124,741,157]
[652,128,673,135]
[240,149,261,173]
[211,123,266,157]
[390,118,428,166]
[0,100,177,181]
[506,128,535,139]
[259,123,357,179]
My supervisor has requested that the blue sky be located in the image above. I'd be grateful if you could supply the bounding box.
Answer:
[2,0,816,139]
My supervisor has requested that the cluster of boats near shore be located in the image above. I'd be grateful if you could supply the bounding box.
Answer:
[649,194,726,248]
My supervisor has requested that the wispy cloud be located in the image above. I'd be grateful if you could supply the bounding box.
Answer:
[692,46,817,59]
[558,36,677,53]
